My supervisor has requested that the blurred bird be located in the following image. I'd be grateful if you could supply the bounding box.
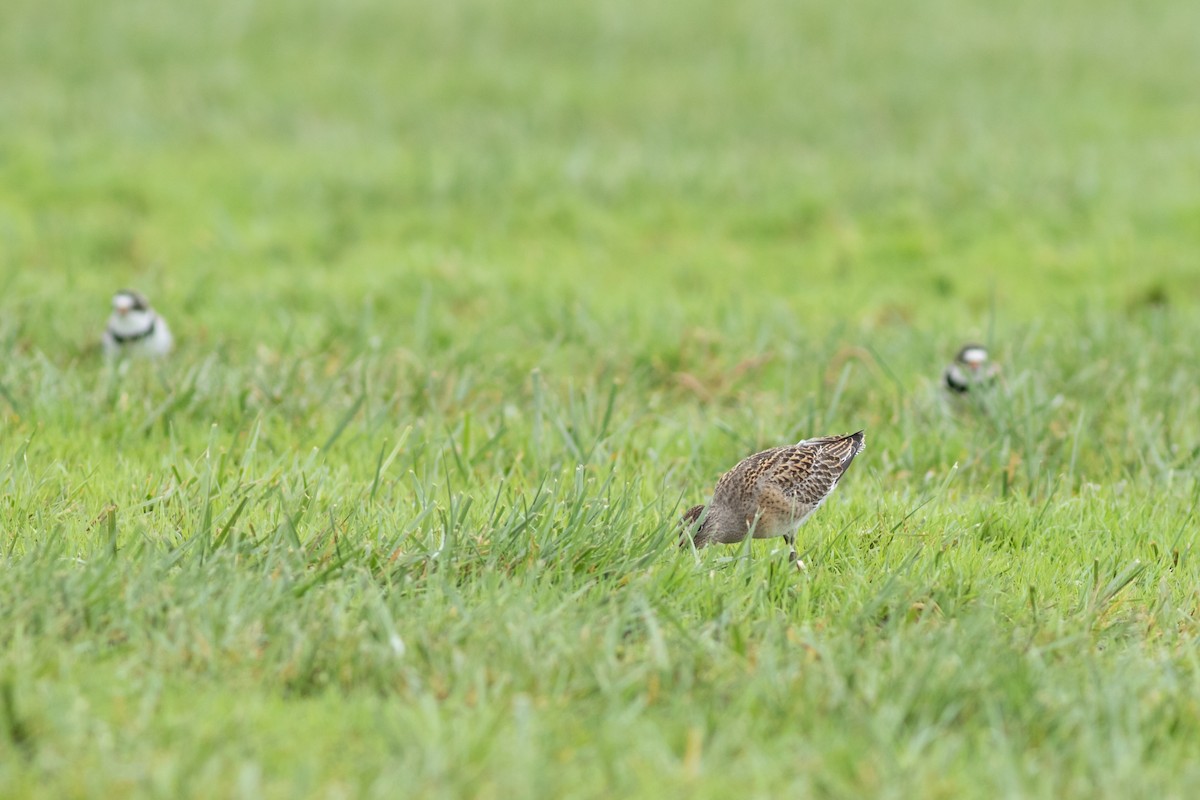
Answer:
[681,430,865,570]
[102,289,173,358]
[944,344,999,394]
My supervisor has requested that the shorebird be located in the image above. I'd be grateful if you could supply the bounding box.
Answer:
[944,344,999,394]
[101,289,174,358]
[681,430,865,569]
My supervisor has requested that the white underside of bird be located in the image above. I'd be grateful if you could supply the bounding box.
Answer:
[102,311,174,357]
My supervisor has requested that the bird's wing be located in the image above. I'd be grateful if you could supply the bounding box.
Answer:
[772,433,864,505]
[711,433,864,510]
[710,446,788,505]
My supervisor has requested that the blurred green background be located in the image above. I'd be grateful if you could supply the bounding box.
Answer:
[3,0,1198,350]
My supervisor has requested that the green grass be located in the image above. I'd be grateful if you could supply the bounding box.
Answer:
[2,0,1200,796]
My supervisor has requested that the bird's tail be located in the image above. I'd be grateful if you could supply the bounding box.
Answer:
[829,430,866,470]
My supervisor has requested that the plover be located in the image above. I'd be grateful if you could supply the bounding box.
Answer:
[944,344,998,394]
[681,430,865,569]
[102,289,174,358]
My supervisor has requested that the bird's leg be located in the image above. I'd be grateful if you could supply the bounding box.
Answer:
[785,531,805,571]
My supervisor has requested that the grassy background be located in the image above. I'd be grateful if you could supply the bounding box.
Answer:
[2,0,1200,796]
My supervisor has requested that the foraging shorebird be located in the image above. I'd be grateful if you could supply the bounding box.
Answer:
[101,289,173,358]
[681,430,865,570]
[944,344,998,394]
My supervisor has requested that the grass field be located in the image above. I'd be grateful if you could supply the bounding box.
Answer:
[3,0,1200,796]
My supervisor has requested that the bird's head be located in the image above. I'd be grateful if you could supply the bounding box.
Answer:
[112,289,150,317]
[956,344,989,372]
[679,504,711,548]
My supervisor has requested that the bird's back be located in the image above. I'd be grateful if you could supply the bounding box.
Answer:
[712,431,865,529]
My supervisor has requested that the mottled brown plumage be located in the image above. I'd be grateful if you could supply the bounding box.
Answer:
[681,430,865,569]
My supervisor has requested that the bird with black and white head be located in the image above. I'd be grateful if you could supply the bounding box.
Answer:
[944,344,999,394]
[102,289,174,358]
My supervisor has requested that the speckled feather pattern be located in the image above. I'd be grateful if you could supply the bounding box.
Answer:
[682,431,865,551]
